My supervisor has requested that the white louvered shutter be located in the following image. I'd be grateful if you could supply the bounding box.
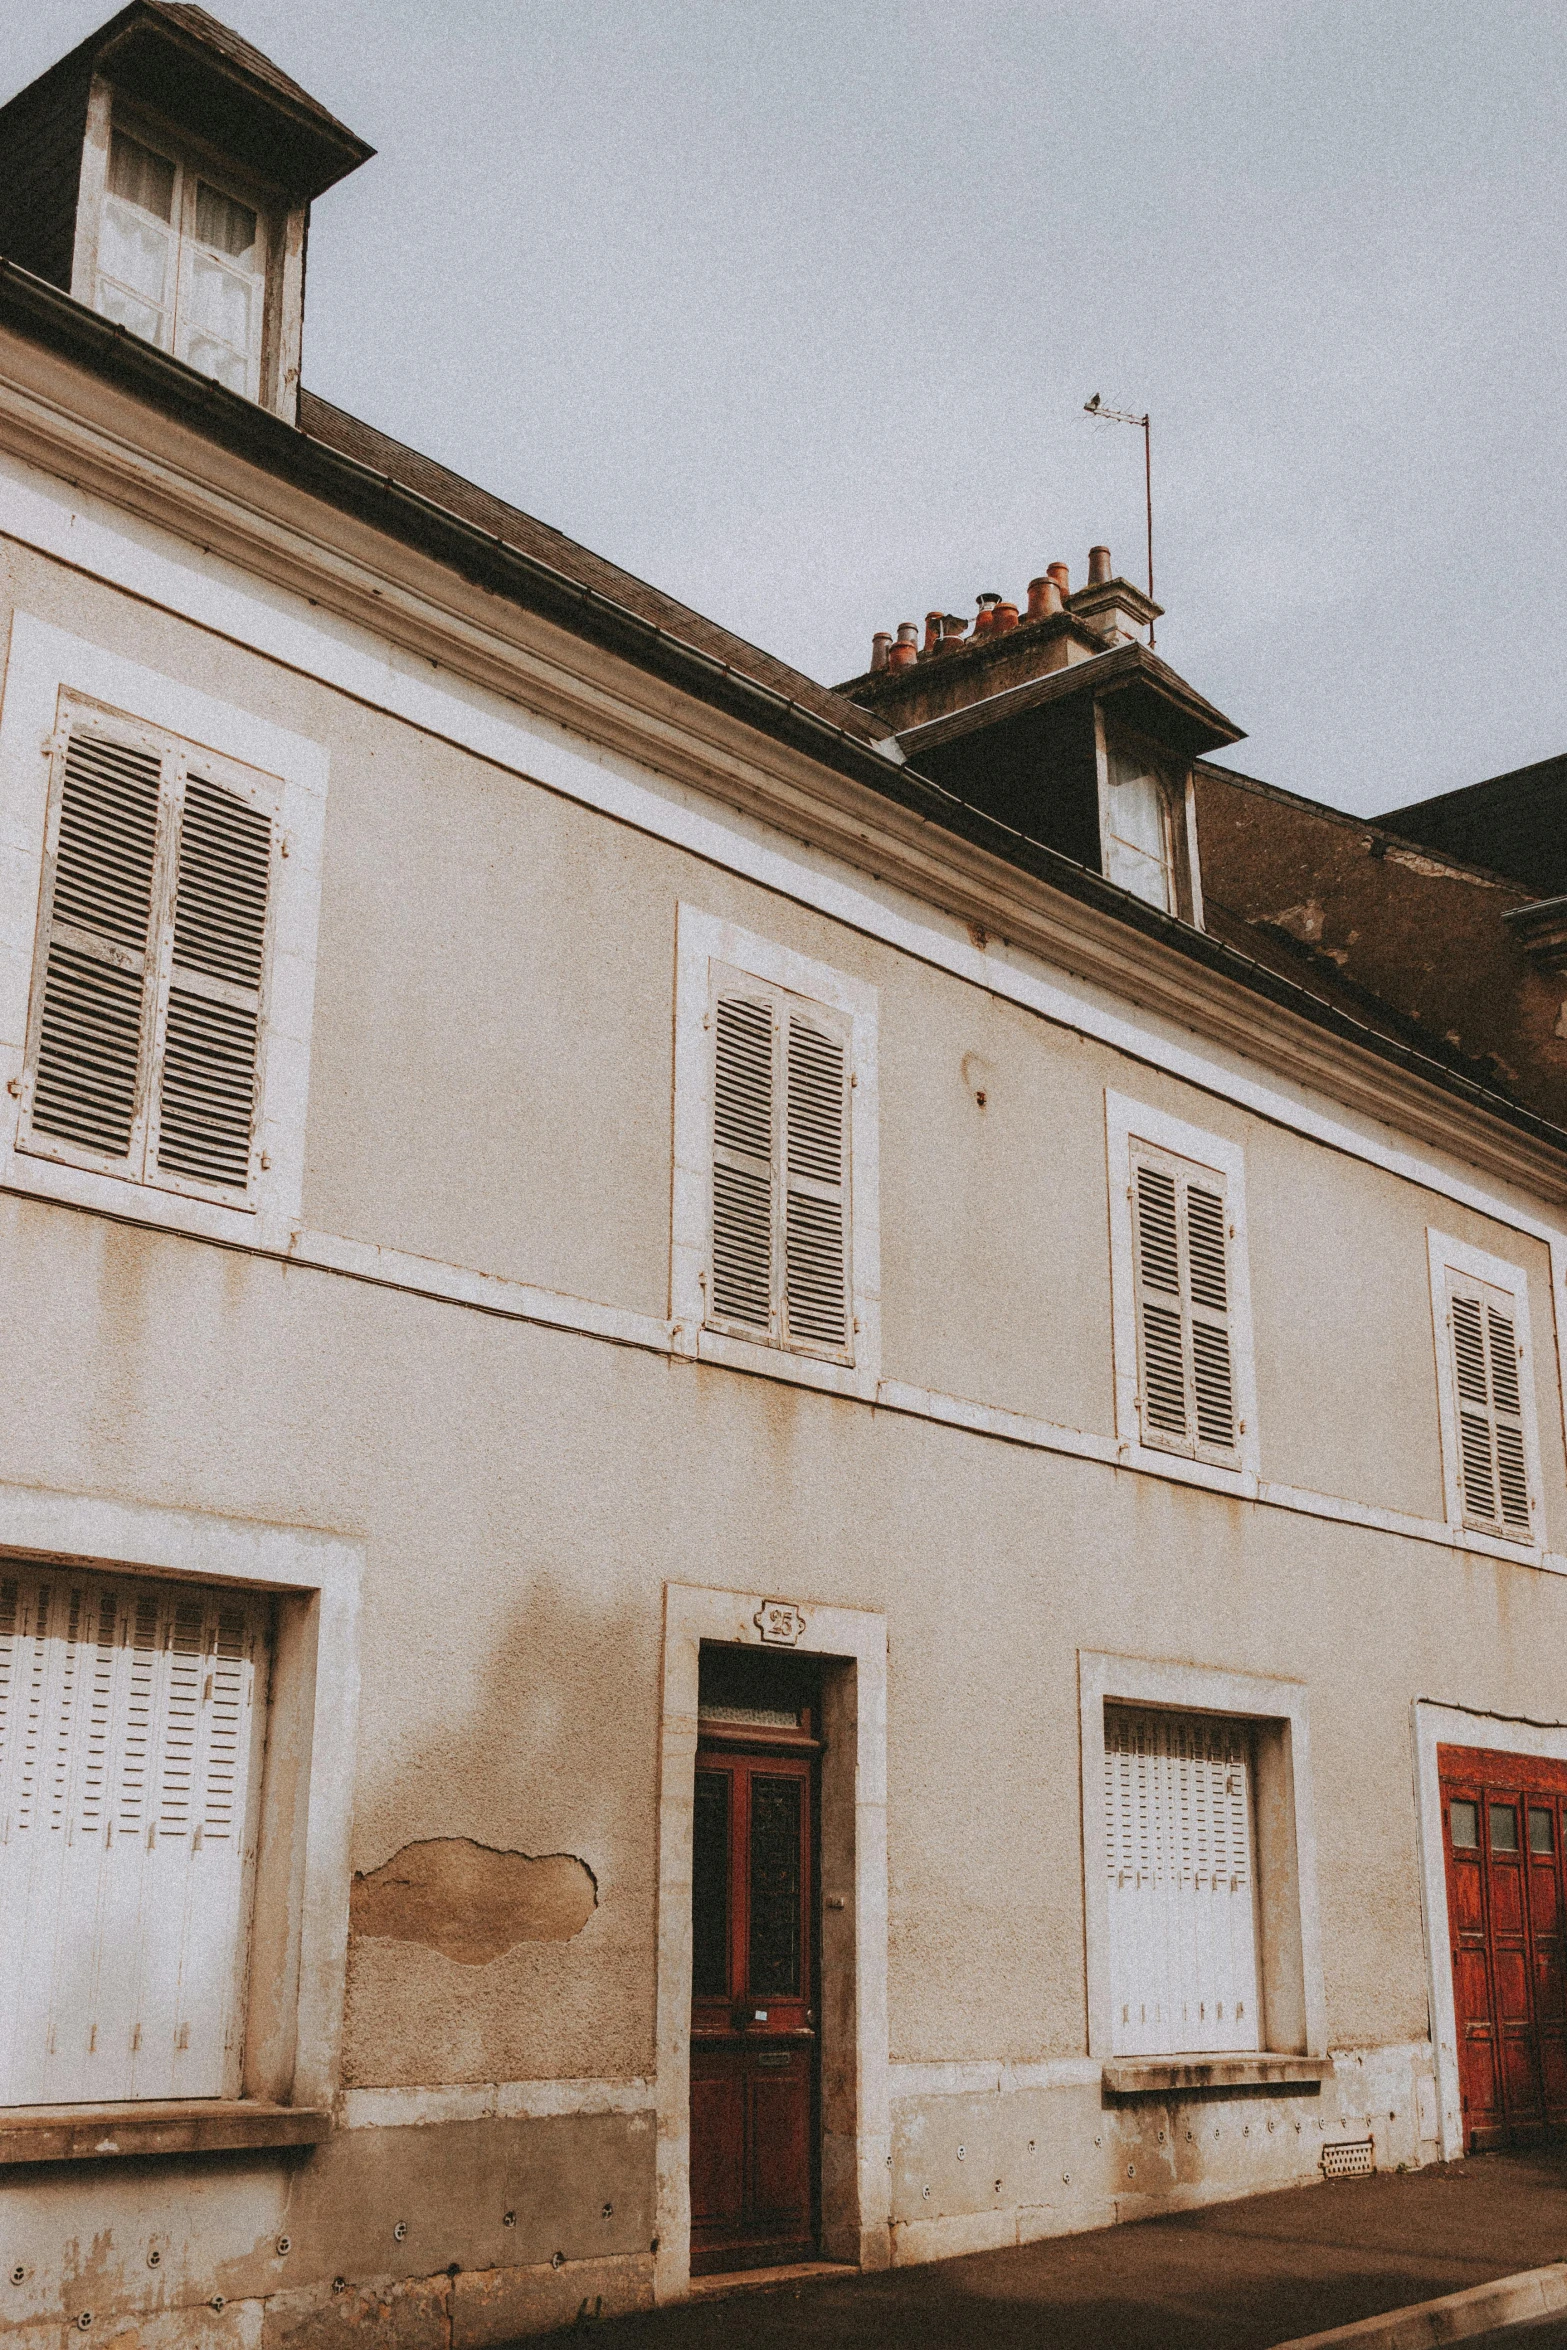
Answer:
[707,970,853,1362]
[710,991,776,1336]
[1104,1707,1261,2057]
[150,771,271,1191]
[1448,1273,1533,1538]
[0,1567,271,2104]
[782,1010,849,1352]
[23,708,274,1202]
[1131,1151,1238,1460]
[24,723,165,1167]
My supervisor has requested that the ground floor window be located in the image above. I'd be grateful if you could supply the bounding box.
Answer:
[0,1564,271,2104]
[1104,1706,1261,2056]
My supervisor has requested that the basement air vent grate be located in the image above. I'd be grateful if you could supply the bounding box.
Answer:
[1321,2137,1375,2178]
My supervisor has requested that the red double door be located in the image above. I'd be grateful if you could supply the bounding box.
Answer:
[689,1742,818,2275]
[1441,1743,1567,2149]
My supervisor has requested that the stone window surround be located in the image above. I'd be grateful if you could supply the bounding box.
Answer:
[654,1583,890,2300]
[670,904,881,1404]
[0,611,328,1253]
[1104,1089,1262,1487]
[1078,1651,1327,2089]
[1413,1699,1567,2161]
[0,1476,361,2158]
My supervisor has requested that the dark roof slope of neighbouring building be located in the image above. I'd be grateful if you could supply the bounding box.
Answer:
[1382,754,1567,900]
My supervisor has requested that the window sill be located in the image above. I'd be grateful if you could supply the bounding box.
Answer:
[0,2101,331,2164]
[1102,2055,1331,2097]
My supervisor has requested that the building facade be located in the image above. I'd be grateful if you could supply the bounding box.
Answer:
[2,9,1567,2345]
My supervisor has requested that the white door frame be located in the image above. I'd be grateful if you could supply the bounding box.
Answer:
[654,1582,889,2300]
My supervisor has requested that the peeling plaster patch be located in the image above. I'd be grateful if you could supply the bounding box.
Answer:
[352,1839,597,1963]
[1557,1000,1567,1041]
[1384,846,1496,884]
[1264,898,1326,943]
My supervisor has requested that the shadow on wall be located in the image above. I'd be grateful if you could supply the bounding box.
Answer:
[340,1565,661,2086]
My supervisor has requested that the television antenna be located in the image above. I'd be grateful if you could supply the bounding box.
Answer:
[1083,393,1155,649]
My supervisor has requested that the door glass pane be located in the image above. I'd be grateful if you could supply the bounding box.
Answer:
[1530,1806,1556,1854]
[691,1771,730,2000]
[1490,1803,1520,1853]
[1449,1799,1480,1848]
[748,1774,802,1996]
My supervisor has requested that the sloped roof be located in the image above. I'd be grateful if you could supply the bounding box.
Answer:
[299,392,887,746]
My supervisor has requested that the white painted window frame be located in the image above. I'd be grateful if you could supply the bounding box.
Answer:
[1412,1698,1567,2160]
[0,613,327,1253]
[1427,1228,1545,1556]
[0,1479,360,2119]
[1105,1089,1260,1485]
[1093,709,1205,931]
[672,904,880,1403]
[1079,1651,1326,2066]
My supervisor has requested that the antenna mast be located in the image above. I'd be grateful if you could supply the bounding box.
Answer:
[1083,395,1155,649]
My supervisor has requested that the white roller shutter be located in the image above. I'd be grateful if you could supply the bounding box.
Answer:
[0,1567,271,2104]
[1104,1707,1261,2057]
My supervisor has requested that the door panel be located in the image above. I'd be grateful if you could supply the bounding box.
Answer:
[1441,1747,1567,2150]
[689,1745,817,2275]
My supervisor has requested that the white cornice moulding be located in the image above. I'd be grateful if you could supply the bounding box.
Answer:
[0,348,1562,1227]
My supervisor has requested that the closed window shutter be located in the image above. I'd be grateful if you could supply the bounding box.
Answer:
[151,774,270,1190]
[1449,1274,1533,1537]
[24,711,275,1202]
[707,971,854,1362]
[711,992,775,1333]
[27,727,163,1162]
[1104,1708,1261,2057]
[782,1011,849,1351]
[0,1567,271,2105]
[1131,1151,1237,1459]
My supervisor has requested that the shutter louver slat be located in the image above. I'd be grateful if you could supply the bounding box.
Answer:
[30,731,162,1160]
[170,778,271,987]
[155,991,259,1186]
[1140,1302,1188,1434]
[1191,1321,1236,1449]
[783,1015,848,1351]
[1135,1166,1181,1294]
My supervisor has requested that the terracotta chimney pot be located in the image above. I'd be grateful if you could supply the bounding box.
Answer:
[923,611,944,656]
[1047,561,1071,599]
[871,630,891,673]
[1026,576,1050,620]
[1088,544,1112,585]
[995,601,1019,633]
[889,622,919,670]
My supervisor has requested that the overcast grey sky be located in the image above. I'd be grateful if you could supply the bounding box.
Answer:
[15,1,1567,812]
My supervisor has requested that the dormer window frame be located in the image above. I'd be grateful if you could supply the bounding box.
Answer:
[69,76,307,419]
[1094,711,1205,930]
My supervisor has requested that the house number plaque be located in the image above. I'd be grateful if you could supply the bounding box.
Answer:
[754,1599,807,1647]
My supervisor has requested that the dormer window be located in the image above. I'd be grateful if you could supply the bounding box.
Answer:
[1105,747,1175,911]
[1101,737,1203,925]
[97,127,267,397]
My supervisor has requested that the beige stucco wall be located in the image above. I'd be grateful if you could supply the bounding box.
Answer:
[2,523,1567,2333]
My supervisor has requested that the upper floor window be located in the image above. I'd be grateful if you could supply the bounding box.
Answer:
[1428,1231,1543,1547]
[21,694,278,1206]
[95,126,267,398]
[672,906,881,1401]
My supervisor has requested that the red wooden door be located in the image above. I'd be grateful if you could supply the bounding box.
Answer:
[1441,1744,1567,2149]
[689,1744,817,2275]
